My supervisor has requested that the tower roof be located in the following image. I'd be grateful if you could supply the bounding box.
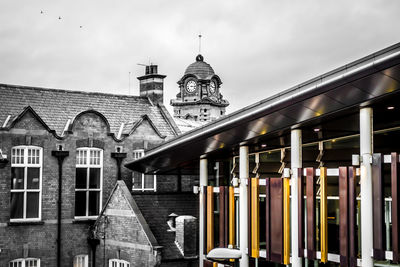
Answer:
[184,54,215,79]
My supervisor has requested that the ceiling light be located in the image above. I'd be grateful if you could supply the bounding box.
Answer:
[261,144,267,148]
[314,128,320,132]
[387,106,395,110]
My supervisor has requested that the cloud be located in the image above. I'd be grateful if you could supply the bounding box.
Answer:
[0,0,399,115]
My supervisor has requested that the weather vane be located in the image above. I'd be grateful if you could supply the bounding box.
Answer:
[198,33,202,54]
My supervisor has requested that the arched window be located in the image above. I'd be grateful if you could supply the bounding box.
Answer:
[109,259,130,267]
[10,146,42,221]
[9,258,40,267]
[75,148,103,218]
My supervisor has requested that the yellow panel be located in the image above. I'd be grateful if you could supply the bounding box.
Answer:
[207,186,214,253]
[251,178,260,258]
[320,167,328,263]
[213,262,218,267]
[283,177,290,265]
[229,186,235,247]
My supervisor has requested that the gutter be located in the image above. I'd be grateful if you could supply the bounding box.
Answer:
[126,42,400,168]
[51,150,69,267]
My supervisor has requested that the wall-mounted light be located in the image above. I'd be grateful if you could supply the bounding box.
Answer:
[387,106,395,110]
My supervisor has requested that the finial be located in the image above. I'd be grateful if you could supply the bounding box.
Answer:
[198,33,202,54]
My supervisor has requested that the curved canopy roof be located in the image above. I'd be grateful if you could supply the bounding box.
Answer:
[127,42,400,174]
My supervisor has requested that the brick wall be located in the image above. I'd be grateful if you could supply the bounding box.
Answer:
[94,184,160,267]
[0,109,173,266]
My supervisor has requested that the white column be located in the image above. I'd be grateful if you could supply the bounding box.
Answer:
[199,156,208,267]
[291,129,302,267]
[239,145,249,267]
[360,107,374,267]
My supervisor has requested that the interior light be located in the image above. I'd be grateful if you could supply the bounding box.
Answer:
[261,144,267,148]
[387,106,395,110]
[314,128,320,132]
[332,139,336,143]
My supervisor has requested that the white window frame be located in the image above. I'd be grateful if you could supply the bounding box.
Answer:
[73,254,88,267]
[132,149,156,192]
[109,259,130,267]
[75,147,103,219]
[10,146,42,222]
[9,258,40,267]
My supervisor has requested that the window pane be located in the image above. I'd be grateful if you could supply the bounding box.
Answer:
[26,192,39,218]
[88,191,100,216]
[76,168,87,189]
[144,174,154,189]
[132,172,142,189]
[11,167,25,189]
[27,168,40,189]
[75,191,87,216]
[89,168,100,188]
[10,192,24,218]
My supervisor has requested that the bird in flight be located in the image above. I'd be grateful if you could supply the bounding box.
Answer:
[40,10,44,14]
[58,16,62,20]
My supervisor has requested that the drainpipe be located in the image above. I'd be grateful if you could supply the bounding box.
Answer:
[51,150,69,267]
[111,152,127,180]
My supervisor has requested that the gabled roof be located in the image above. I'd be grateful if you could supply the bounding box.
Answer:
[0,84,180,139]
[95,181,159,248]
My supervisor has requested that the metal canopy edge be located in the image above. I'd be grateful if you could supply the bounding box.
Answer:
[125,42,400,174]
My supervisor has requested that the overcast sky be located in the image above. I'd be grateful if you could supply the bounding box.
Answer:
[1,0,400,114]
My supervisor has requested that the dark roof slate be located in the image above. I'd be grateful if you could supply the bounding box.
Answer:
[0,83,179,138]
[132,193,199,260]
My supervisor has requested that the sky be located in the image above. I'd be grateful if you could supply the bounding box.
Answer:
[1,0,400,115]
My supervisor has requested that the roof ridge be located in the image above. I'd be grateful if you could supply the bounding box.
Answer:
[0,83,148,100]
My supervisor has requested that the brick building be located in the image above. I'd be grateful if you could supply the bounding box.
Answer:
[0,65,199,267]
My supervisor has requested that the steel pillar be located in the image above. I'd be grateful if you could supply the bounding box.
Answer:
[360,107,374,267]
[291,129,302,267]
[199,156,208,267]
[239,146,249,267]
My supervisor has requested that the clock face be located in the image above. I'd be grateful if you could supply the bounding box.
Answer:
[186,80,197,93]
[209,81,216,95]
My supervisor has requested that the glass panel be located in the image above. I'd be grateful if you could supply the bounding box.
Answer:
[89,168,100,189]
[88,191,100,216]
[143,174,154,189]
[28,149,32,164]
[10,192,24,218]
[76,168,87,189]
[77,150,87,165]
[11,168,25,189]
[75,191,87,216]
[27,168,40,189]
[26,192,39,218]
[132,172,142,189]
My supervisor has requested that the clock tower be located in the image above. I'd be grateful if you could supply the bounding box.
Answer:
[170,54,229,122]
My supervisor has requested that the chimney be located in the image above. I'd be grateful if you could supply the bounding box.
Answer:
[175,215,197,258]
[137,64,166,105]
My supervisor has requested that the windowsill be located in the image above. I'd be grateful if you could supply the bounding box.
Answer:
[132,189,157,192]
[8,220,44,226]
[73,217,98,223]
